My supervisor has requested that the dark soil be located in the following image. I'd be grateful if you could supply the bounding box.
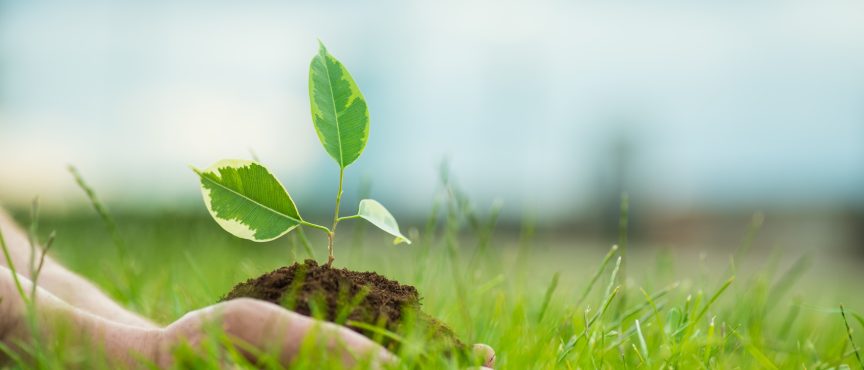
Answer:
[221,260,464,353]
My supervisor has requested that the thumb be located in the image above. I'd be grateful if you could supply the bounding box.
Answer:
[472,343,495,368]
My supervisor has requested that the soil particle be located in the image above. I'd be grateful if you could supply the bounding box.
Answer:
[221,260,463,351]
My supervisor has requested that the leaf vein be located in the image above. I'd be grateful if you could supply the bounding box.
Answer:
[199,173,302,226]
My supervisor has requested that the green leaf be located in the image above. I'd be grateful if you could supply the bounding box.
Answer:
[195,159,302,242]
[357,199,411,245]
[309,41,370,168]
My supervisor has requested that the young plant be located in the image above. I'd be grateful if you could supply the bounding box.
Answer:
[193,42,410,267]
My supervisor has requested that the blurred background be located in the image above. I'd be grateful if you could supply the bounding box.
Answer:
[1,0,863,255]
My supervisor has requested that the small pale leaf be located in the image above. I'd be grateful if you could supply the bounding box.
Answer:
[195,159,302,242]
[309,41,370,168]
[357,199,411,245]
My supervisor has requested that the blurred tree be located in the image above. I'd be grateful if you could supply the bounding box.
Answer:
[591,119,640,243]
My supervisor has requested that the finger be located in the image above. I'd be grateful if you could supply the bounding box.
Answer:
[0,209,156,329]
[308,318,398,368]
[472,343,495,368]
[1,267,160,367]
[164,298,397,369]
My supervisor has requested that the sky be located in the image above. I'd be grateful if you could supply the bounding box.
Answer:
[1,0,863,217]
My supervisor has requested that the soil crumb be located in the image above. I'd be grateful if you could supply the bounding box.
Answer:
[221,260,463,351]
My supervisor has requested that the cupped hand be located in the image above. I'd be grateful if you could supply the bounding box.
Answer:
[158,298,495,368]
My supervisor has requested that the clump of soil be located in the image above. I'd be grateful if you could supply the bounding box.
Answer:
[221,260,464,352]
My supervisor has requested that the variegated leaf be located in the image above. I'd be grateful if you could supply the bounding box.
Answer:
[309,41,370,168]
[195,159,301,242]
[357,199,411,245]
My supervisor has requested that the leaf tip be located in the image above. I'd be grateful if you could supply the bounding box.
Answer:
[189,165,203,176]
[393,237,412,246]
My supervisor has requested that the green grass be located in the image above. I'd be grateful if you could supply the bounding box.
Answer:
[4,207,864,369]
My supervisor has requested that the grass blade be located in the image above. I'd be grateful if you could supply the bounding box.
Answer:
[68,165,127,258]
[603,256,622,301]
[576,244,618,307]
[841,305,864,370]
[537,272,560,323]
[694,276,735,325]
[0,227,28,303]
[635,319,649,364]
[853,312,864,332]
[733,329,778,369]
[558,286,621,363]
[335,286,371,325]
[346,320,405,344]
[764,254,811,312]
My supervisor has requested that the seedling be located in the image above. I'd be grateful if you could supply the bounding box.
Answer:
[193,42,410,267]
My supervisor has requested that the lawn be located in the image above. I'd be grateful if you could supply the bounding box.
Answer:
[4,200,863,369]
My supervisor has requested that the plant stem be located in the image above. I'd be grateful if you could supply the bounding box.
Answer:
[300,221,330,234]
[297,168,353,267]
[327,167,346,266]
[298,221,335,266]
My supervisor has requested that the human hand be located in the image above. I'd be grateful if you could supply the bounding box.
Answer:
[157,298,495,368]
[2,210,495,368]
[2,269,493,369]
